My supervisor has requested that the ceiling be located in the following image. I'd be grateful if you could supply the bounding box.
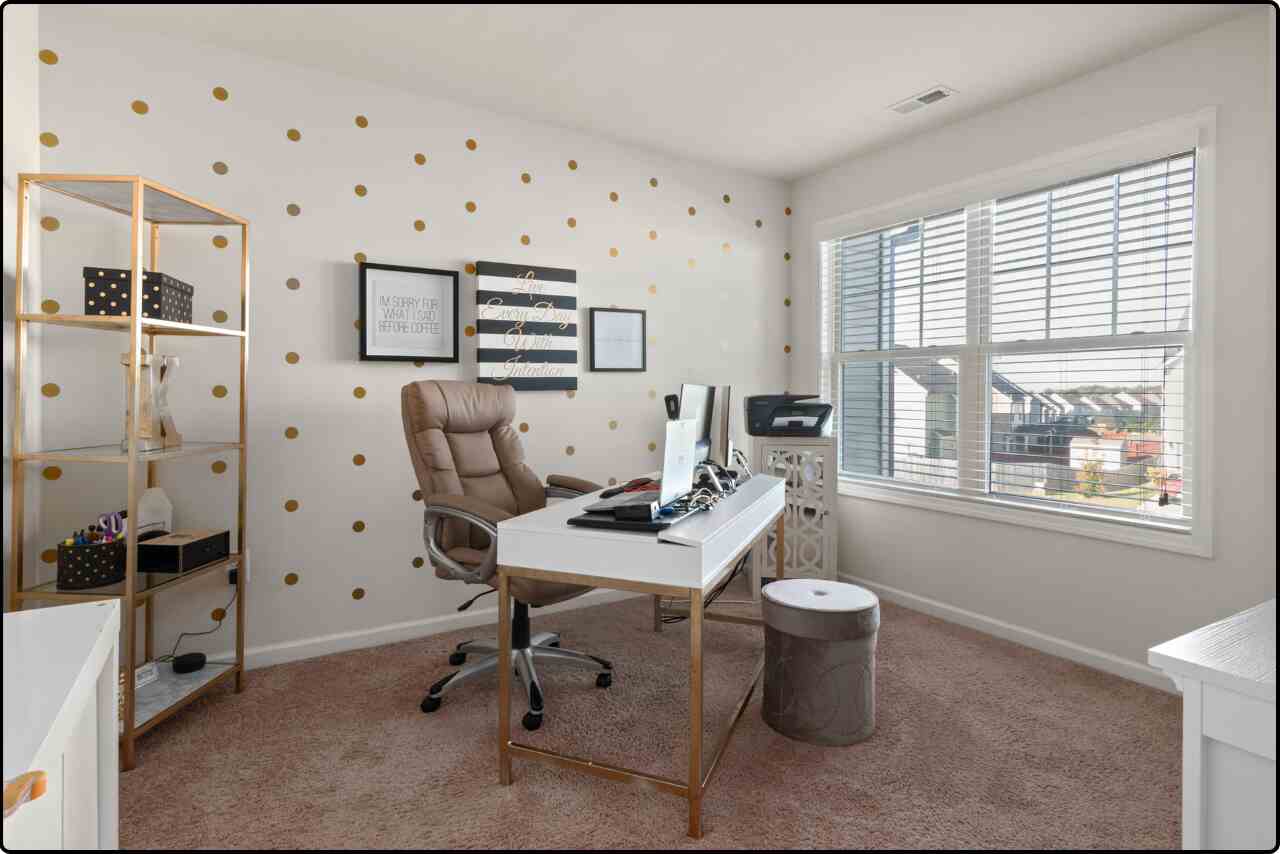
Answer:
[76,4,1246,180]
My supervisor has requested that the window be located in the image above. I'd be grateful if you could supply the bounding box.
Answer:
[820,152,1196,536]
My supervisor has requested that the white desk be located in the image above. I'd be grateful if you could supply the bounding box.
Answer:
[3,601,120,850]
[1149,600,1276,850]
[496,474,786,838]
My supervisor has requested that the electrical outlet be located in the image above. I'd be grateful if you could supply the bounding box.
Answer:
[228,567,237,585]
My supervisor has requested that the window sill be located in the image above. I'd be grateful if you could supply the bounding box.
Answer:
[837,476,1211,558]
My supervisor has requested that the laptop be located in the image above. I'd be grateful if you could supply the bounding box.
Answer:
[569,419,700,531]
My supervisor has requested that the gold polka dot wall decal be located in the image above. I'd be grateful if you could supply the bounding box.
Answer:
[41,299,60,313]
[355,114,368,128]
[464,325,476,337]
[286,277,300,290]
[520,234,531,245]
[354,252,366,263]
[756,219,763,228]
[608,477,618,486]
[212,161,228,175]
[518,422,529,433]
[212,460,227,474]
[688,206,696,216]
[285,351,300,364]
[40,216,60,231]
[609,191,619,202]
[565,445,575,456]
[688,258,697,269]
[352,587,366,600]
[723,194,732,204]
[609,247,619,258]
[465,263,477,274]
[213,309,228,323]
[41,383,59,397]
[465,201,477,213]
[567,159,578,170]
[352,520,366,532]
[520,172,531,184]
[412,556,425,568]
[353,386,366,399]
[287,128,302,141]
[465,138,477,150]
[39,132,58,147]
[723,242,732,252]
[785,207,792,216]
[784,344,792,354]
[413,360,424,367]
[212,86,229,101]
[412,489,423,501]
[285,426,299,439]
[648,284,657,295]
[648,229,658,240]
[566,217,577,228]
[352,453,365,466]
[648,441,657,452]
[286,203,301,216]
[285,572,300,585]
[42,466,62,481]
[131,100,149,115]
[648,389,657,398]
[211,607,227,621]
[212,384,228,398]
[784,297,792,307]
[414,152,426,164]
[285,499,299,512]
[354,184,367,197]
[784,251,791,261]
[212,235,228,248]
[609,419,618,430]
[648,335,656,345]
[414,219,426,231]
[41,548,57,564]
[566,390,576,399]
[649,177,658,188]
[39,49,58,65]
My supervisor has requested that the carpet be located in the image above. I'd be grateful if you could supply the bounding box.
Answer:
[119,597,1181,849]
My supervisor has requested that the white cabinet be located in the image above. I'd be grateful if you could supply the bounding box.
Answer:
[749,436,838,598]
[3,601,120,850]
[1149,599,1276,850]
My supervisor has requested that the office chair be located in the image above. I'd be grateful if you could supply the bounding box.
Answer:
[401,379,613,731]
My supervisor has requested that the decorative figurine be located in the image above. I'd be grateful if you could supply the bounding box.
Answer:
[120,348,182,452]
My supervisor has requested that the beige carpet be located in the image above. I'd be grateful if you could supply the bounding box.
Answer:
[120,597,1181,849]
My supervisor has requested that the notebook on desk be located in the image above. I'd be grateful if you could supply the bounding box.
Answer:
[568,419,700,532]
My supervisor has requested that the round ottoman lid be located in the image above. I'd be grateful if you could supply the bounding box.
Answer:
[762,579,878,613]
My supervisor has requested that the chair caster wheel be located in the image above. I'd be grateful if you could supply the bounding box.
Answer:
[521,711,543,731]
[448,652,466,666]
[421,695,442,713]
[596,672,613,688]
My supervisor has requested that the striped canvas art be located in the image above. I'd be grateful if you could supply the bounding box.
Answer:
[475,261,578,391]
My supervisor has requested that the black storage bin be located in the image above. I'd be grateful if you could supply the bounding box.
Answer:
[57,540,127,590]
[83,267,194,323]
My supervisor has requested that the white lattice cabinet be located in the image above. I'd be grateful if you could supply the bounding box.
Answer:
[749,436,838,599]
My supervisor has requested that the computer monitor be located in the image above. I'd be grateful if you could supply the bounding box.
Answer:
[679,383,715,463]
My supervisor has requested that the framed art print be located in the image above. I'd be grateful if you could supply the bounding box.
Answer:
[588,307,647,372]
[475,261,578,391]
[359,262,459,362]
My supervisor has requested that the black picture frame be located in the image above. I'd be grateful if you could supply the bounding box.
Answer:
[359,262,459,363]
[588,307,647,372]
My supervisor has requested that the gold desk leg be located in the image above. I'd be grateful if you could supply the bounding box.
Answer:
[774,512,785,580]
[687,585,704,839]
[498,571,513,786]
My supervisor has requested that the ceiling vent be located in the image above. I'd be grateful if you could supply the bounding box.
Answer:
[889,85,957,115]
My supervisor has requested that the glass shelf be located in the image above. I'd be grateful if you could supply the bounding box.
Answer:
[18,313,245,337]
[132,661,238,735]
[18,553,241,604]
[18,441,241,465]
[28,175,244,225]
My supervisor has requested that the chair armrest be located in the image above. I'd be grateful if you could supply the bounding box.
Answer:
[422,494,512,585]
[545,474,603,498]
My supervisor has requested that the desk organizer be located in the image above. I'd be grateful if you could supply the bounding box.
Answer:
[84,267,194,322]
[56,539,127,589]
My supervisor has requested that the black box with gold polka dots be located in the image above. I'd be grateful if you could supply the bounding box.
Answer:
[83,266,194,323]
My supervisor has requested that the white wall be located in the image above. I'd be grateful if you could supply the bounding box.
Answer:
[28,7,790,665]
[788,9,1276,675]
[3,3,42,611]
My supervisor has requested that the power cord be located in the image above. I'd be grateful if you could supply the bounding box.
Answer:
[157,590,237,663]
[659,551,751,625]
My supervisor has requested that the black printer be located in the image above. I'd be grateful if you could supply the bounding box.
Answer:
[744,394,832,437]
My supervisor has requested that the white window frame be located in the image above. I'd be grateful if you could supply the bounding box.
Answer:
[814,109,1216,558]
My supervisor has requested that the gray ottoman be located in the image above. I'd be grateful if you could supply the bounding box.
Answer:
[761,579,880,745]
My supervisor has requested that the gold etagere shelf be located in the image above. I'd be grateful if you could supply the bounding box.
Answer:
[8,174,250,770]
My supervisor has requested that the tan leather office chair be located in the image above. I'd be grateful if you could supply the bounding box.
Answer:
[402,380,612,731]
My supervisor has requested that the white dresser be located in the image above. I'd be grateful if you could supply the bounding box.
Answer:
[1149,599,1276,851]
[3,601,120,850]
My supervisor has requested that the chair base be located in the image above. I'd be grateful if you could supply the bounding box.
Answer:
[422,603,612,730]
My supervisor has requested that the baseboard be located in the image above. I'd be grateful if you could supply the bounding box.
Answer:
[210,588,642,671]
[840,573,1175,693]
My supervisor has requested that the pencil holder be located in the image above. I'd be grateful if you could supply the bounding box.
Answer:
[56,540,127,590]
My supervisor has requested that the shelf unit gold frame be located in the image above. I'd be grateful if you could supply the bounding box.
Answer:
[8,174,250,771]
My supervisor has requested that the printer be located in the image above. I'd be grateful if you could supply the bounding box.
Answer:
[744,394,832,437]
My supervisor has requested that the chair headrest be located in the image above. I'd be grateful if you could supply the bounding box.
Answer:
[402,380,516,434]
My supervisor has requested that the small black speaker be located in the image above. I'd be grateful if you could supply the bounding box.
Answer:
[172,652,206,674]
